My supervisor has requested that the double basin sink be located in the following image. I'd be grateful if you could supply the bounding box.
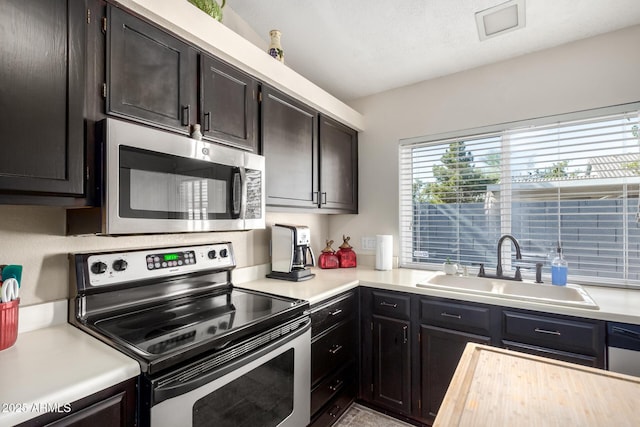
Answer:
[417,274,599,310]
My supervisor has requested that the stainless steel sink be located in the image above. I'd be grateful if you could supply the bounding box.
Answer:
[417,274,599,309]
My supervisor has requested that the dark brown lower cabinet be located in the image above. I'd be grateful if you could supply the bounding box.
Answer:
[372,314,411,415]
[310,290,358,427]
[310,379,357,427]
[419,325,491,422]
[16,378,137,427]
[502,340,599,367]
[360,288,606,426]
[501,308,606,368]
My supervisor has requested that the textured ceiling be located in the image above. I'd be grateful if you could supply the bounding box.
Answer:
[228,0,640,102]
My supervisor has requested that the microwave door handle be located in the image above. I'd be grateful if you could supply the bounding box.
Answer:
[231,168,244,219]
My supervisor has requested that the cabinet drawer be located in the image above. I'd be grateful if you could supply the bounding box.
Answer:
[372,291,411,320]
[311,363,356,416]
[503,310,602,355]
[311,291,356,338]
[312,319,356,385]
[502,340,599,367]
[421,299,492,335]
[309,380,356,427]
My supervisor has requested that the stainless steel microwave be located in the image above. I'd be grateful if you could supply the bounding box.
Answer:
[67,119,264,235]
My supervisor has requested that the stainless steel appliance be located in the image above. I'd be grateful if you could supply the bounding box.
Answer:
[69,242,310,427]
[607,322,640,377]
[267,224,316,281]
[67,118,265,235]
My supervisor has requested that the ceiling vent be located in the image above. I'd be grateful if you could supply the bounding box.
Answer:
[476,0,526,41]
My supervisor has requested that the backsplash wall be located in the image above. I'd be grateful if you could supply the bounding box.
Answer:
[0,205,329,307]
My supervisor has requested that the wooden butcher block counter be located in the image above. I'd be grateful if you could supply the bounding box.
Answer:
[434,343,640,427]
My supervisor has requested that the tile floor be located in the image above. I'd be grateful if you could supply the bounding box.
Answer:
[334,404,414,427]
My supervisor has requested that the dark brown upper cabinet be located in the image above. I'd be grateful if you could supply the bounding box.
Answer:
[0,0,85,201]
[200,54,259,152]
[262,86,319,209]
[262,86,359,212]
[319,115,358,213]
[106,5,197,134]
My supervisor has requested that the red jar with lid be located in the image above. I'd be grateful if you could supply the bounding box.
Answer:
[336,235,357,268]
[318,240,340,269]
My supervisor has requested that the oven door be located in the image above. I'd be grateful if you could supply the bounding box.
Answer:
[149,321,311,427]
[102,118,264,234]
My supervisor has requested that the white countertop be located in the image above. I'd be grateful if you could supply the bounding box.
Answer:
[0,323,140,426]
[239,266,640,324]
[2,265,638,426]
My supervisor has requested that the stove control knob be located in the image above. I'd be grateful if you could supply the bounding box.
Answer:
[208,250,217,259]
[112,259,128,272]
[219,248,228,258]
[90,261,107,275]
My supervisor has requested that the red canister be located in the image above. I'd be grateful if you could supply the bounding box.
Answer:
[318,240,340,269]
[336,235,357,268]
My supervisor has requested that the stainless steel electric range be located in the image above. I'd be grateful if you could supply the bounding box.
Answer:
[69,242,311,427]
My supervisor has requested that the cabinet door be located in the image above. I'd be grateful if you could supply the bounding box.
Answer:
[319,115,358,212]
[16,378,136,427]
[200,54,259,151]
[372,315,411,414]
[420,325,491,422]
[0,0,85,197]
[107,5,197,133]
[262,86,318,208]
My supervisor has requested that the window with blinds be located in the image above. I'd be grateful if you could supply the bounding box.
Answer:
[399,107,640,288]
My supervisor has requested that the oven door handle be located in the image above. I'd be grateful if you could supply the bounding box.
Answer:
[152,316,311,405]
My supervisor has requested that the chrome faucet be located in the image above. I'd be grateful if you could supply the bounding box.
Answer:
[478,234,523,281]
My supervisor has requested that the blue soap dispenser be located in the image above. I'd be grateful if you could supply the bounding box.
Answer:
[551,243,568,286]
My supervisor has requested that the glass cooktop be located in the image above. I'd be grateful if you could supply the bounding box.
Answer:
[94,288,297,356]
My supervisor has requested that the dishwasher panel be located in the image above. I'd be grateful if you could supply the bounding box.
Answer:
[607,322,640,377]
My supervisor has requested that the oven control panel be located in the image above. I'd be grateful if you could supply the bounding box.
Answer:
[83,243,235,287]
[146,250,197,270]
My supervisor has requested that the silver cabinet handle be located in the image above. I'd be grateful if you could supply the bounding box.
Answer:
[328,379,344,392]
[181,105,191,126]
[329,344,343,354]
[403,325,408,344]
[441,312,462,319]
[329,309,343,316]
[380,301,398,308]
[534,328,561,336]
[328,404,341,418]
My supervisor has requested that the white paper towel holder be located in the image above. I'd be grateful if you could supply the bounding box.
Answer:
[375,234,393,270]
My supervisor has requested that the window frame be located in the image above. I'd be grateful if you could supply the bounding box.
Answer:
[399,102,640,289]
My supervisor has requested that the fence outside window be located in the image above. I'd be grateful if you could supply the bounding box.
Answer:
[399,104,640,288]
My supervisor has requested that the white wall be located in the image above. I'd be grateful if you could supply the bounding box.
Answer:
[330,25,640,263]
[0,207,328,306]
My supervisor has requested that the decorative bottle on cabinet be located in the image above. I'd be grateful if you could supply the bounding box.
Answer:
[336,235,357,268]
[268,29,284,63]
[319,240,340,269]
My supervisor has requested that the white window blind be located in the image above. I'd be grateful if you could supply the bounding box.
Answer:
[399,108,640,288]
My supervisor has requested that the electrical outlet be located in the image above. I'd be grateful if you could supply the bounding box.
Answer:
[361,236,377,251]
